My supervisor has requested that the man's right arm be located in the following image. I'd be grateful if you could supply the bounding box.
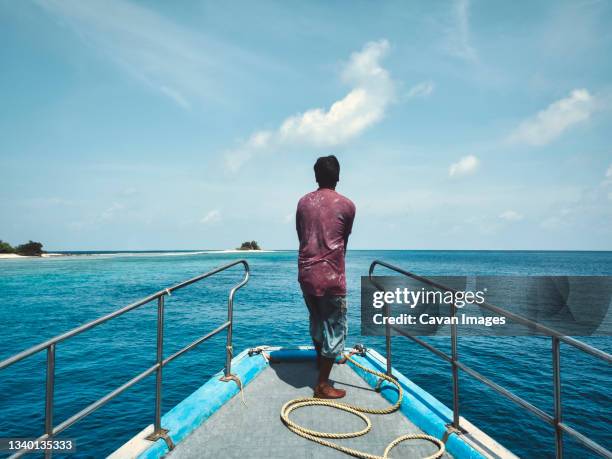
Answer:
[343,202,356,252]
[295,207,302,243]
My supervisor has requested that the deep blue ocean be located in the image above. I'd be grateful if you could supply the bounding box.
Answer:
[1,251,610,458]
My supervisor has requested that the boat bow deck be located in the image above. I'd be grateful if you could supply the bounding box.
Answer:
[113,347,516,459]
[167,360,450,459]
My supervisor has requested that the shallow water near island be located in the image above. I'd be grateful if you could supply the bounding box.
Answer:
[1,250,611,458]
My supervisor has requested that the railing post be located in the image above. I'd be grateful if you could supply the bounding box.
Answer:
[154,295,164,433]
[552,336,563,458]
[146,295,173,449]
[45,344,55,459]
[450,302,460,429]
[369,265,392,376]
[224,291,235,377]
[385,301,392,376]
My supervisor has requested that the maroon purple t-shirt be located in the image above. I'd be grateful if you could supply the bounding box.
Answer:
[296,188,356,297]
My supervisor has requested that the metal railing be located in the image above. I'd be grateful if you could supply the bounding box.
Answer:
[0,259,249,457]
[369,260,612,459]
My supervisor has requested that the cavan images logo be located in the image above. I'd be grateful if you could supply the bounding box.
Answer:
[370,286,506,327]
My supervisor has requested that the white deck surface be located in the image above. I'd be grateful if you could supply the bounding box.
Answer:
[167,361,451,458]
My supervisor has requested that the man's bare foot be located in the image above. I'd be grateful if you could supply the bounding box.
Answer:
[314,382,346,399]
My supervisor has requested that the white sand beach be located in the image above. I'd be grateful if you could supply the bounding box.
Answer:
[207,249,276,254]
[0,250,276,260]
[0,253,65,259]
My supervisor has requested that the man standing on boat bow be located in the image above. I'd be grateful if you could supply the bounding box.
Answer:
[296,155,356,399]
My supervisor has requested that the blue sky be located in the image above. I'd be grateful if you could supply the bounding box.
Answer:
[1,0,611,250]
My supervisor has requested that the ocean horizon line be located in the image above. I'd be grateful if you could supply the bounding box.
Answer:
[28,248,612,253]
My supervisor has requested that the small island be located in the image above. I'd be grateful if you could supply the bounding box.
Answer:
[237,241,261,251]
[0,240,63,259]
[0,240,45,257]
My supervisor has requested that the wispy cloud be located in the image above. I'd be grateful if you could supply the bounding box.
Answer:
[602,163,612,187]
[449,154,479,177]
[407,81,435,98]
[499,210,524,222]
[100,202,125,221]
[201,209,221,224]
[67,201,128,231]
[225,40,396,171]
[444,0,478,62]
[37,0,252,108]
[509,89,595,146]
[120,187,139,197]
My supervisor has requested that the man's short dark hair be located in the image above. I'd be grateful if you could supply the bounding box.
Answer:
[314,155,340,188]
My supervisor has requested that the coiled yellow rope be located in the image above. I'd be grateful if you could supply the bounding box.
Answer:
[280,354,445,459]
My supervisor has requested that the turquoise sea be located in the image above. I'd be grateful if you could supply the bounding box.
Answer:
[1,250,611,458]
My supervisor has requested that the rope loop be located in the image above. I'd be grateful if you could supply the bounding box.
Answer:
[280,353,445,459]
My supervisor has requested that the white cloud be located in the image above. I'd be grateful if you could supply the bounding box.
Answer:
[407,81,435,98]
[449,155,479,177]
[602,164,612,187]
[499,210,524,222]
[100,202,125,221]
[37,0,255,108]
[120,187,138,197]
[225,40,395,171]
[509,89,594,146]
[201,210,221,224]
[284,212,294,224]
[445,0,478,62]
[66,201,128,230]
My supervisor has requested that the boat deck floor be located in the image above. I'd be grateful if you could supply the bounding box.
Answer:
[167,361,451,458]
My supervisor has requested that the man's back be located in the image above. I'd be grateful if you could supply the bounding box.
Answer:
[297,155,353,400]
[296,188,355,296]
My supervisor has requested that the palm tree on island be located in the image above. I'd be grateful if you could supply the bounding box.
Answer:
[237,241,261,250]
